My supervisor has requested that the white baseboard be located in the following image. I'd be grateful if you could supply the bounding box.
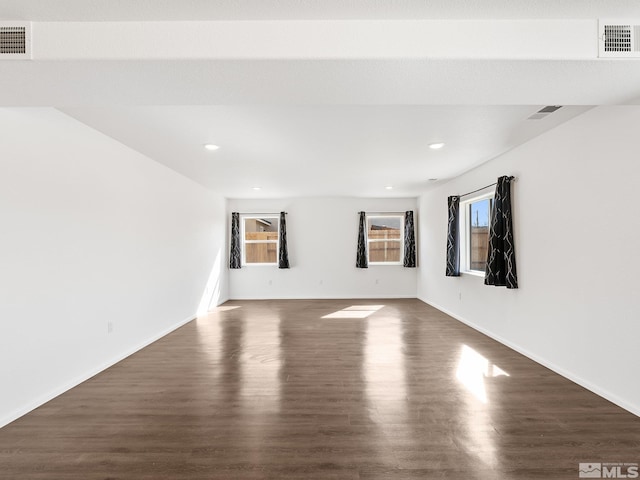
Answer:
[418,296,640,418]
[227,294,417,301]
[0,313,197,429]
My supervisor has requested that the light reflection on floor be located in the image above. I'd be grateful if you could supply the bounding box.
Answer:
[456,344,510,404]
[455,343,510,470]
[365,315,408,466]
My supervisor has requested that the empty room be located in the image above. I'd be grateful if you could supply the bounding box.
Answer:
[1,1,640,479]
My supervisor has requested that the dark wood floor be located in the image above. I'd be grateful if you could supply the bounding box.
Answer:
[1,299,639,479]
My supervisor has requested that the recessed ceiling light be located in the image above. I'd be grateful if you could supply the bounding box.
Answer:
[252,187,261,191]
[385,186,393,190]
[203,144,219,151]
[429,143,445,150]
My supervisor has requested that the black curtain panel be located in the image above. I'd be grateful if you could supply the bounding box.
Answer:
[446,196,460,276]
[485,176,518,288]
[278,211,290,269]
[356,211,368,268]
[403,210,416,268]
[229,212,241,269]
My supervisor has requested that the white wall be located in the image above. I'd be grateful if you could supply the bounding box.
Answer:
[417,106,640,416]
[0,108,228,427]
[228,197,417,299]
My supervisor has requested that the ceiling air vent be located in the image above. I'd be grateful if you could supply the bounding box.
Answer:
[598,21,640,58]
[527,106,562,120]
[0,22,31,60]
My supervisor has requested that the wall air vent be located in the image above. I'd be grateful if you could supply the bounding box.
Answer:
[599,21,640,58]
[0,22,31,59]
[527,106,562,120]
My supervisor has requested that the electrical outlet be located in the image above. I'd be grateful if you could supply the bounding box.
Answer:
[107,321,114,334]
[319,279,323,285]
[375,279,379,285]
[459,292,462,301]
[268,279,273,286]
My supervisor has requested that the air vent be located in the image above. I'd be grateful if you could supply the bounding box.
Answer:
[527,106,562,120]
[0,22,31,59]
[599,21,640,58]
[538,105,562,113]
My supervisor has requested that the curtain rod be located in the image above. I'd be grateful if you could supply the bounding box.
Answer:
[457,176,515,199]
[235,212,287,215]
[358,211,409,214]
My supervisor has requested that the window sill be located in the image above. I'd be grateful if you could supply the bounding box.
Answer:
[463,270,485,278]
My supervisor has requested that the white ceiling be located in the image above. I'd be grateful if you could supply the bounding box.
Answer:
[62,105,590,198]
[2,1,640,198]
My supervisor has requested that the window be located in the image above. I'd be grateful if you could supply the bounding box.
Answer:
[461,194,493,273]
[241,216,279,265]
[367,215,404,265]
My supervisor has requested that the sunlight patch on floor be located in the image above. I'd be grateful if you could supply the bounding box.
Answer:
[322,305,385,319]
[215,305,242,312]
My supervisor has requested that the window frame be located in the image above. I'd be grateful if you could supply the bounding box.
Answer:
[366,213,405,266]
[240,214,280,267]
[460,192,494,276]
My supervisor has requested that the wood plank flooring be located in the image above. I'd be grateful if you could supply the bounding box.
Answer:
[1,299,639,479]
